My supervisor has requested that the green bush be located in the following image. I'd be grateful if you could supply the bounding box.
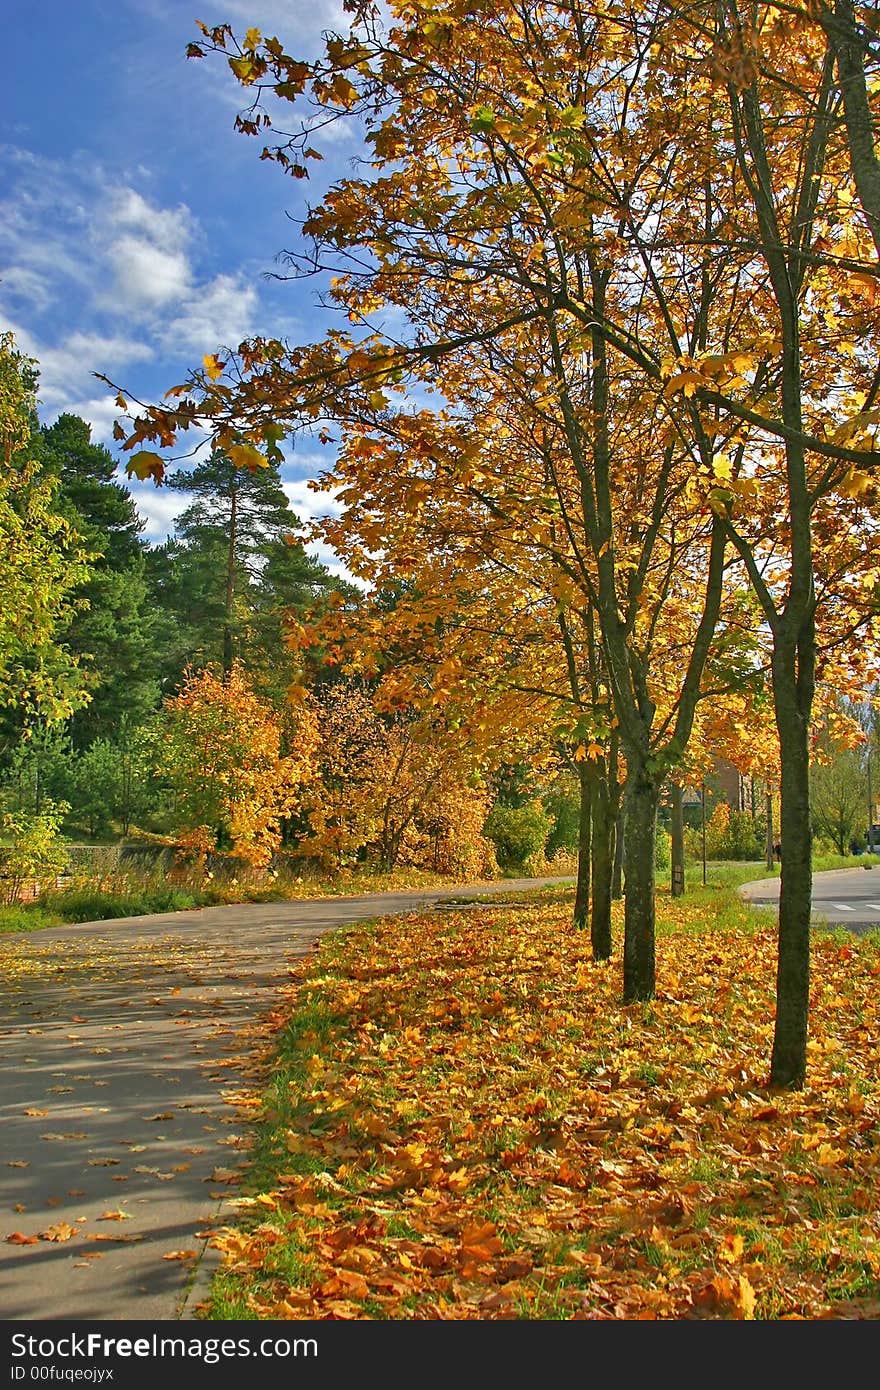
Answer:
[542,776,580,858]
[0,801,70,904]
[684,805,766,861]
[0,903,65,934]
[39,885,198,922]
[655,827,671,871]
[483,800,552,871]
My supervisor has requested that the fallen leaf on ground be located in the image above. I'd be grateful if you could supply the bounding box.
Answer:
[718,1233,744,1264]
[40,1223,78,1243]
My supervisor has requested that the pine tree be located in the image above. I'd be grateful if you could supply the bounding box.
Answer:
[158,452,342,700]
[40,414,170,744]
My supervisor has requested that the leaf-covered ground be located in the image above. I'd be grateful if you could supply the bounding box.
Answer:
[205,890,880,1320]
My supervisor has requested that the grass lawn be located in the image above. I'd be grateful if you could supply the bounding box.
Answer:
[199,881,880,1321]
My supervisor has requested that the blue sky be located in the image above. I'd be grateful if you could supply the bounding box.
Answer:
[3,0,354,567]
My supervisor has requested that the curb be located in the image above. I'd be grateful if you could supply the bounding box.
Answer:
[176,1195,238,1320]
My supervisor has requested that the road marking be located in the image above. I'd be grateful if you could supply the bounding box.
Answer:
[866,904,880,912]
[830,903,854,911]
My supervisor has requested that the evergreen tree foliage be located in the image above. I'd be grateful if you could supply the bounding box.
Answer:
[40,414,170,744]
[156,452,343,700]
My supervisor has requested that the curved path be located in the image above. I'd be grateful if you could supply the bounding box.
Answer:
[0,877,570,1323]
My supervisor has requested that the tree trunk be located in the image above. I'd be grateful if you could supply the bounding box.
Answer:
[612,801,625,899]
[729,48,823,1091]
[622,766,659,1002]
[573,762,592,931]
[591,768,613,960]
[769,631,815,1089]
[822,0,880,255]
[670,780,685,897]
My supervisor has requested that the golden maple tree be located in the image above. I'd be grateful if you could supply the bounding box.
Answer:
[112,1,880,1087]
[154,662,319,866]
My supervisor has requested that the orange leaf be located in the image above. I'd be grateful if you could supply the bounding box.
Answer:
[40,1223,78,1243]
[718,1233,744,1264]
[320,1269,370,1299]
[736,1274,757,1320]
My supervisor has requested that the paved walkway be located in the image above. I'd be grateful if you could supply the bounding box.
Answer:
[739,864,880,934]
[0,878,570,1322]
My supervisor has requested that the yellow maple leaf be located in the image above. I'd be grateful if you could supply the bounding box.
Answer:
[227,442,267,472]
[718,1232,744,1263]
[736,1274,756,1319]
[815,1143,847,1166]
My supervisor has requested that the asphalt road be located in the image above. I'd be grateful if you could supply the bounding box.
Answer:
[0,877,570,1323]
[739,865,880,933]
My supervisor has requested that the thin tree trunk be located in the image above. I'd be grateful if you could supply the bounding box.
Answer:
[822,0,880,255]
[622,766,659,1001]
[670,780,685,897]
[728,39,827,1090]
[591,767,613,959]
[573,762,592,932]
[770,628,816,1088]
[612,801,624,899]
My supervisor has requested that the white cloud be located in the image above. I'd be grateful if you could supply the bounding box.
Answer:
[108,188,192,251]
[58,394,132,446]
[99,188,195,310]
[279,478,355,580]
[125,481,192,543]
[0,266,54,313]
[283,478,342,522]
[0,149,291,429]
[213,0,349,45]
[163,272,258,353]
[109,234,192,308]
